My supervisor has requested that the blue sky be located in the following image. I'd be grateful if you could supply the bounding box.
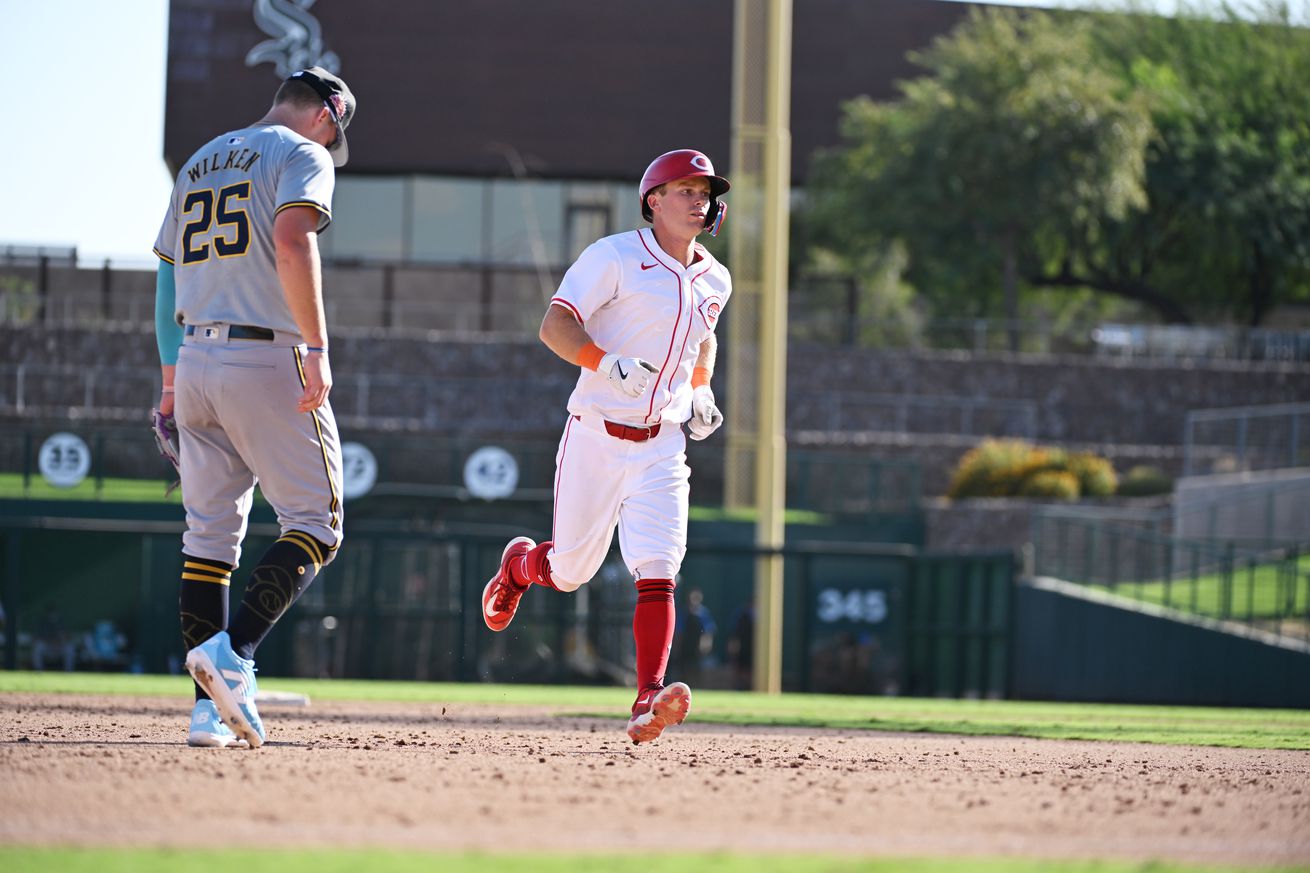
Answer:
[1,1,171,265]
[0,0,1268,265]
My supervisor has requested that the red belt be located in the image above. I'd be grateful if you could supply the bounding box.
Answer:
[606,421,660,442]
[580,416,661,442]
[573,415,662,442]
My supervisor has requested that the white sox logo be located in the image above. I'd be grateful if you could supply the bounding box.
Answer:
[699,297,722,330]
[245,0,341,78]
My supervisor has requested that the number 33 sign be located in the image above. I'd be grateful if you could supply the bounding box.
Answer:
[39,432,91,489]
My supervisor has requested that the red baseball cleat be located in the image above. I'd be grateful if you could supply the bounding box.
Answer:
[626,681,692,744]
[481,536,535,632]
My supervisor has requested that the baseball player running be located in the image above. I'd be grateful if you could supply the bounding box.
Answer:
[481,149,731,744]
[151,67,355,748]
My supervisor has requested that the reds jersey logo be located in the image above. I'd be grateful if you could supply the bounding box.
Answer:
[699,297,722,330]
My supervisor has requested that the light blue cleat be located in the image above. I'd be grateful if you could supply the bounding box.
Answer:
[187,698,246,748]
[185,631,265,748]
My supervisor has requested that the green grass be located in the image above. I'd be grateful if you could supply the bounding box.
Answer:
[0,472,182,503]
[2,474,814,518]
[3,671,1308,750]
[3,848,1306,873]
[688,504,831,525]
[1088,554,1310,621]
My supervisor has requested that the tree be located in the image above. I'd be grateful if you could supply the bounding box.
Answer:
[1067,1,1310,325]
[807,7,1154,347]
[806,2,1310,330]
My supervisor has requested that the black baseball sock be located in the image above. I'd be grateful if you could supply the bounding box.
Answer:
[179,554,233,701]
[228,531,330,661]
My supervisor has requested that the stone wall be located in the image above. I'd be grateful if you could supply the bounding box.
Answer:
[1,324,1306,499]
[805,345,1308,446]
[4,324,1305,432]
[921,494,1174,554]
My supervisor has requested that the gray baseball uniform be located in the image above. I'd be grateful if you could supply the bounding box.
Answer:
[153,124,343,567]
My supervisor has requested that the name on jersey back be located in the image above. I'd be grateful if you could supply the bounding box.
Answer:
[187,148,261,183]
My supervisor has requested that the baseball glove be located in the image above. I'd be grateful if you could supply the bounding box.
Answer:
[151,408,181,496]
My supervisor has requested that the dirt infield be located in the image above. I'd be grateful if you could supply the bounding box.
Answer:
[1,693,1307,866]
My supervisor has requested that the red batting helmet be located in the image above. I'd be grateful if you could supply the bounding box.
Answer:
[639,149,731,235]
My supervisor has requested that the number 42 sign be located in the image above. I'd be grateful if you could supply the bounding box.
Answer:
[463,446,519,500]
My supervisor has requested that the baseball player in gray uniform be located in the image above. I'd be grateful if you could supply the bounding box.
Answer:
[152,67,355,749]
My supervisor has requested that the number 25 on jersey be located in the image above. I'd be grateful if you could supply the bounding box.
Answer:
[181,182,251,264]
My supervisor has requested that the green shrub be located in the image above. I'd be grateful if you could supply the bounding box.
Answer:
[1115,465,1174,497]
[1067,452,1118,497]
[947,439,1119,500]
[1016,469,1080,499]
[0,275,38,324]
[947,439,1040,498]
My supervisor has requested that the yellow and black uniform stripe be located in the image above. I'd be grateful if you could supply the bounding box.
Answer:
[181,559,232,587]
[227,530,333,660]
[275,200,331,218]
[179,554,234,655]
[278,530,326,572]
[275,200,332,232]
[292,348,342,536]
[153,246,175,265]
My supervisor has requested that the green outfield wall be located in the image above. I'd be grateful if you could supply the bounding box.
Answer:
[0,498,998,697]
[1012,577,1310,708]
[7,499,1306,707]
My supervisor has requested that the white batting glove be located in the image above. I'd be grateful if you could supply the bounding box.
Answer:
[600,353,658,398]
[687,385,723,440]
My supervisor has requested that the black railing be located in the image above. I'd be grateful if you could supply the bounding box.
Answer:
[1031,513,1310,641]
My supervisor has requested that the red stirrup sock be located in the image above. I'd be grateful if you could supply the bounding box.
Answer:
[633,578,676,690]
[510,541,560,590]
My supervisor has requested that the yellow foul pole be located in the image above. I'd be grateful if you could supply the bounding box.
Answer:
[729,0,791,693]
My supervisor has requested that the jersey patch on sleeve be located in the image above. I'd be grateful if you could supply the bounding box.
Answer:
[698,296,723,330]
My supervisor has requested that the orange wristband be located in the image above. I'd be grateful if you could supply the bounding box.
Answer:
[692,367,711,389]
[578,342,606,372]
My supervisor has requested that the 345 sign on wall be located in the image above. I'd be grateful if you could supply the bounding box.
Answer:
[805,573,904,696]
[816,588,888,624]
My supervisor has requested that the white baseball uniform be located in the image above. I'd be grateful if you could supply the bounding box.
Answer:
[544,227,731,589]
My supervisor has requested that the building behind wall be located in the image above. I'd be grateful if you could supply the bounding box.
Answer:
[164,0,980,271]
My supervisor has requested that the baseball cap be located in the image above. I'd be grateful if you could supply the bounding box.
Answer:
[287,67,355,167]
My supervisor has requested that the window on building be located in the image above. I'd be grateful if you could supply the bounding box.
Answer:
[317,175,634,267]
[409,177,485,264]
[488,179,565,267]
[324,177,406,262]
[565,205,610,261]
[612,181,643,233]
